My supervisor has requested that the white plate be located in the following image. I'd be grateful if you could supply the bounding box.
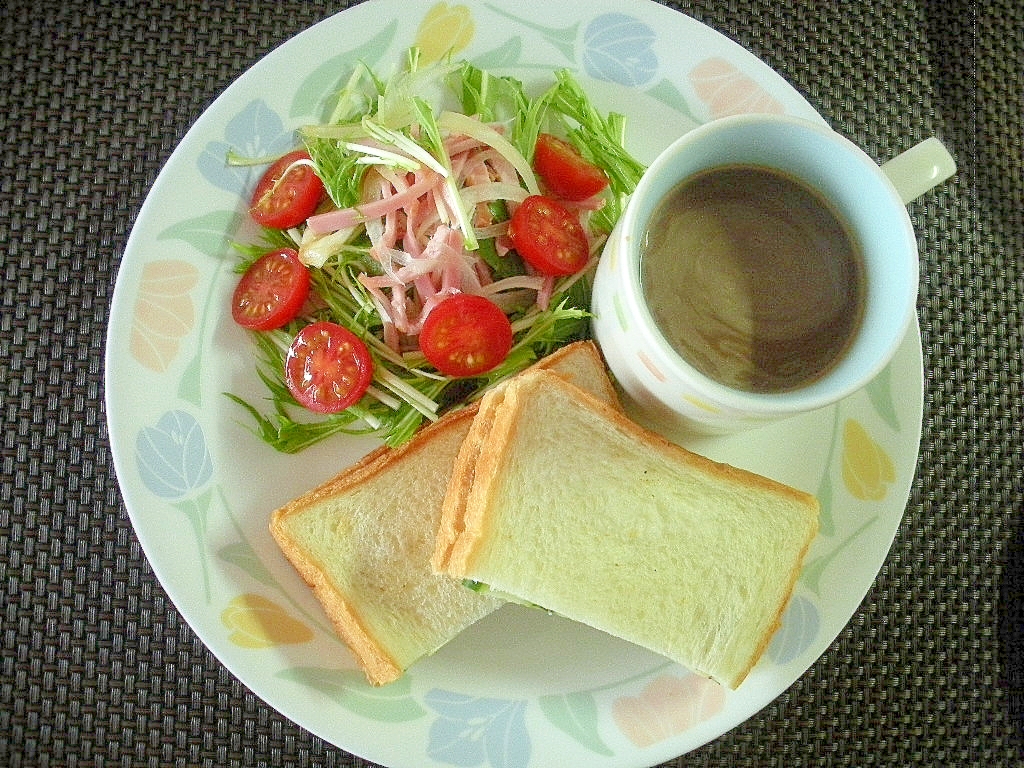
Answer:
[105,1,922,766]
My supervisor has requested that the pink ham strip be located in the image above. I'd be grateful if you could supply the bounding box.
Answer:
[306,169,443,234]
[313,131,579,352]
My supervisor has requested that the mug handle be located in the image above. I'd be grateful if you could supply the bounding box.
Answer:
[880,136,957,204]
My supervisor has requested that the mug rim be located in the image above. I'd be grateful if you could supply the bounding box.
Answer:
[614,113,919,417]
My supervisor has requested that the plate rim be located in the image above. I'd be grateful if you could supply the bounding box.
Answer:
[103,1,924,766]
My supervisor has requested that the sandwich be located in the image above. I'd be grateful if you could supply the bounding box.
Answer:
[433,369,820,689]
[270,341,619,685]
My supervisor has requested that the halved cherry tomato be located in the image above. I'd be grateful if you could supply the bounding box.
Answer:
[419,294,513,378]
[231,247,310,331]
[533,133,609,201]
[508,195,590,276]
[249,150,325,229]
[285,321,374,414]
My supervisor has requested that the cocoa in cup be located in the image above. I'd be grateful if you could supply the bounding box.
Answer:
[591,114,955,432]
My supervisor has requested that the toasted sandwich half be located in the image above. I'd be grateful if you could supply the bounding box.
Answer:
[270,341,619,685]
[434,368,819,689]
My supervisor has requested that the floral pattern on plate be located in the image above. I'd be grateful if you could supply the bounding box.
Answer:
[105,2,922,766]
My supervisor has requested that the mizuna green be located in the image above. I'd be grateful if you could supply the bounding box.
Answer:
[226,50,645,451]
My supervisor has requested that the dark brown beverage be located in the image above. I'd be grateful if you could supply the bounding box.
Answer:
[640,164,865,393]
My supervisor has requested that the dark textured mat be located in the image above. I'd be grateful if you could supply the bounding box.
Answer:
[2,1,1021,766]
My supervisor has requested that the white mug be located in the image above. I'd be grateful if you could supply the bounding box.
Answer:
[591,113,955,432]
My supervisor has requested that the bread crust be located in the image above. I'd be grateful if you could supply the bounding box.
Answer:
[442,377,526,576]
[432,387,506,576]
[442,369,820,689]
[271,405,479,525]
[276,542,404,685]
[549,340,621,407]
[271,341,616,686]
[547,369,818,508]
[434,341,621,577]
[270,406,480,686]
[722,511,818,688]
[445,369,819,564]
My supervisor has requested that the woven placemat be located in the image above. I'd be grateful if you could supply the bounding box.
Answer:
[1,1,1020,766]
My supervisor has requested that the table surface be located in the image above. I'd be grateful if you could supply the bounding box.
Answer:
[2,1,1021,766]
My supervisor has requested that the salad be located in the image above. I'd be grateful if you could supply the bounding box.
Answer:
[226,51,645,452]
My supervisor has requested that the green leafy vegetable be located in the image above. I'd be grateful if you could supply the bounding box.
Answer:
[226,53,646,453]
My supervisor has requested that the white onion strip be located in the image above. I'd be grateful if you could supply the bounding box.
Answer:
[438,111,540,195]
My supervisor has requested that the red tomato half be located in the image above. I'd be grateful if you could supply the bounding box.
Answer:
[419,294,513,378]
[249,150,325,230]
[285,321,374,414]
[533,133,609,201]
[508,195,591,276]
[231,247,310,331]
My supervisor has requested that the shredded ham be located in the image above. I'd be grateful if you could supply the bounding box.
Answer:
[306,169,442,234]
[306,118,588,352]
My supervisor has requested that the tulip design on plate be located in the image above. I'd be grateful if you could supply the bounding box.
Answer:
[538,690,614,756]
[221,594,313,648]
[135,409,215,600]
[277,666,428,722]
[424,689,530,767]
[842,418,896,501]
[766,594,820,666]
[801,416,896,594]
[129,260,199,373]
[688,57,785,118]
[477,9,658,87]
[197,99,295,194]
[414,3,475,63]
[612,673,725,748]
[583,13,658,87]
